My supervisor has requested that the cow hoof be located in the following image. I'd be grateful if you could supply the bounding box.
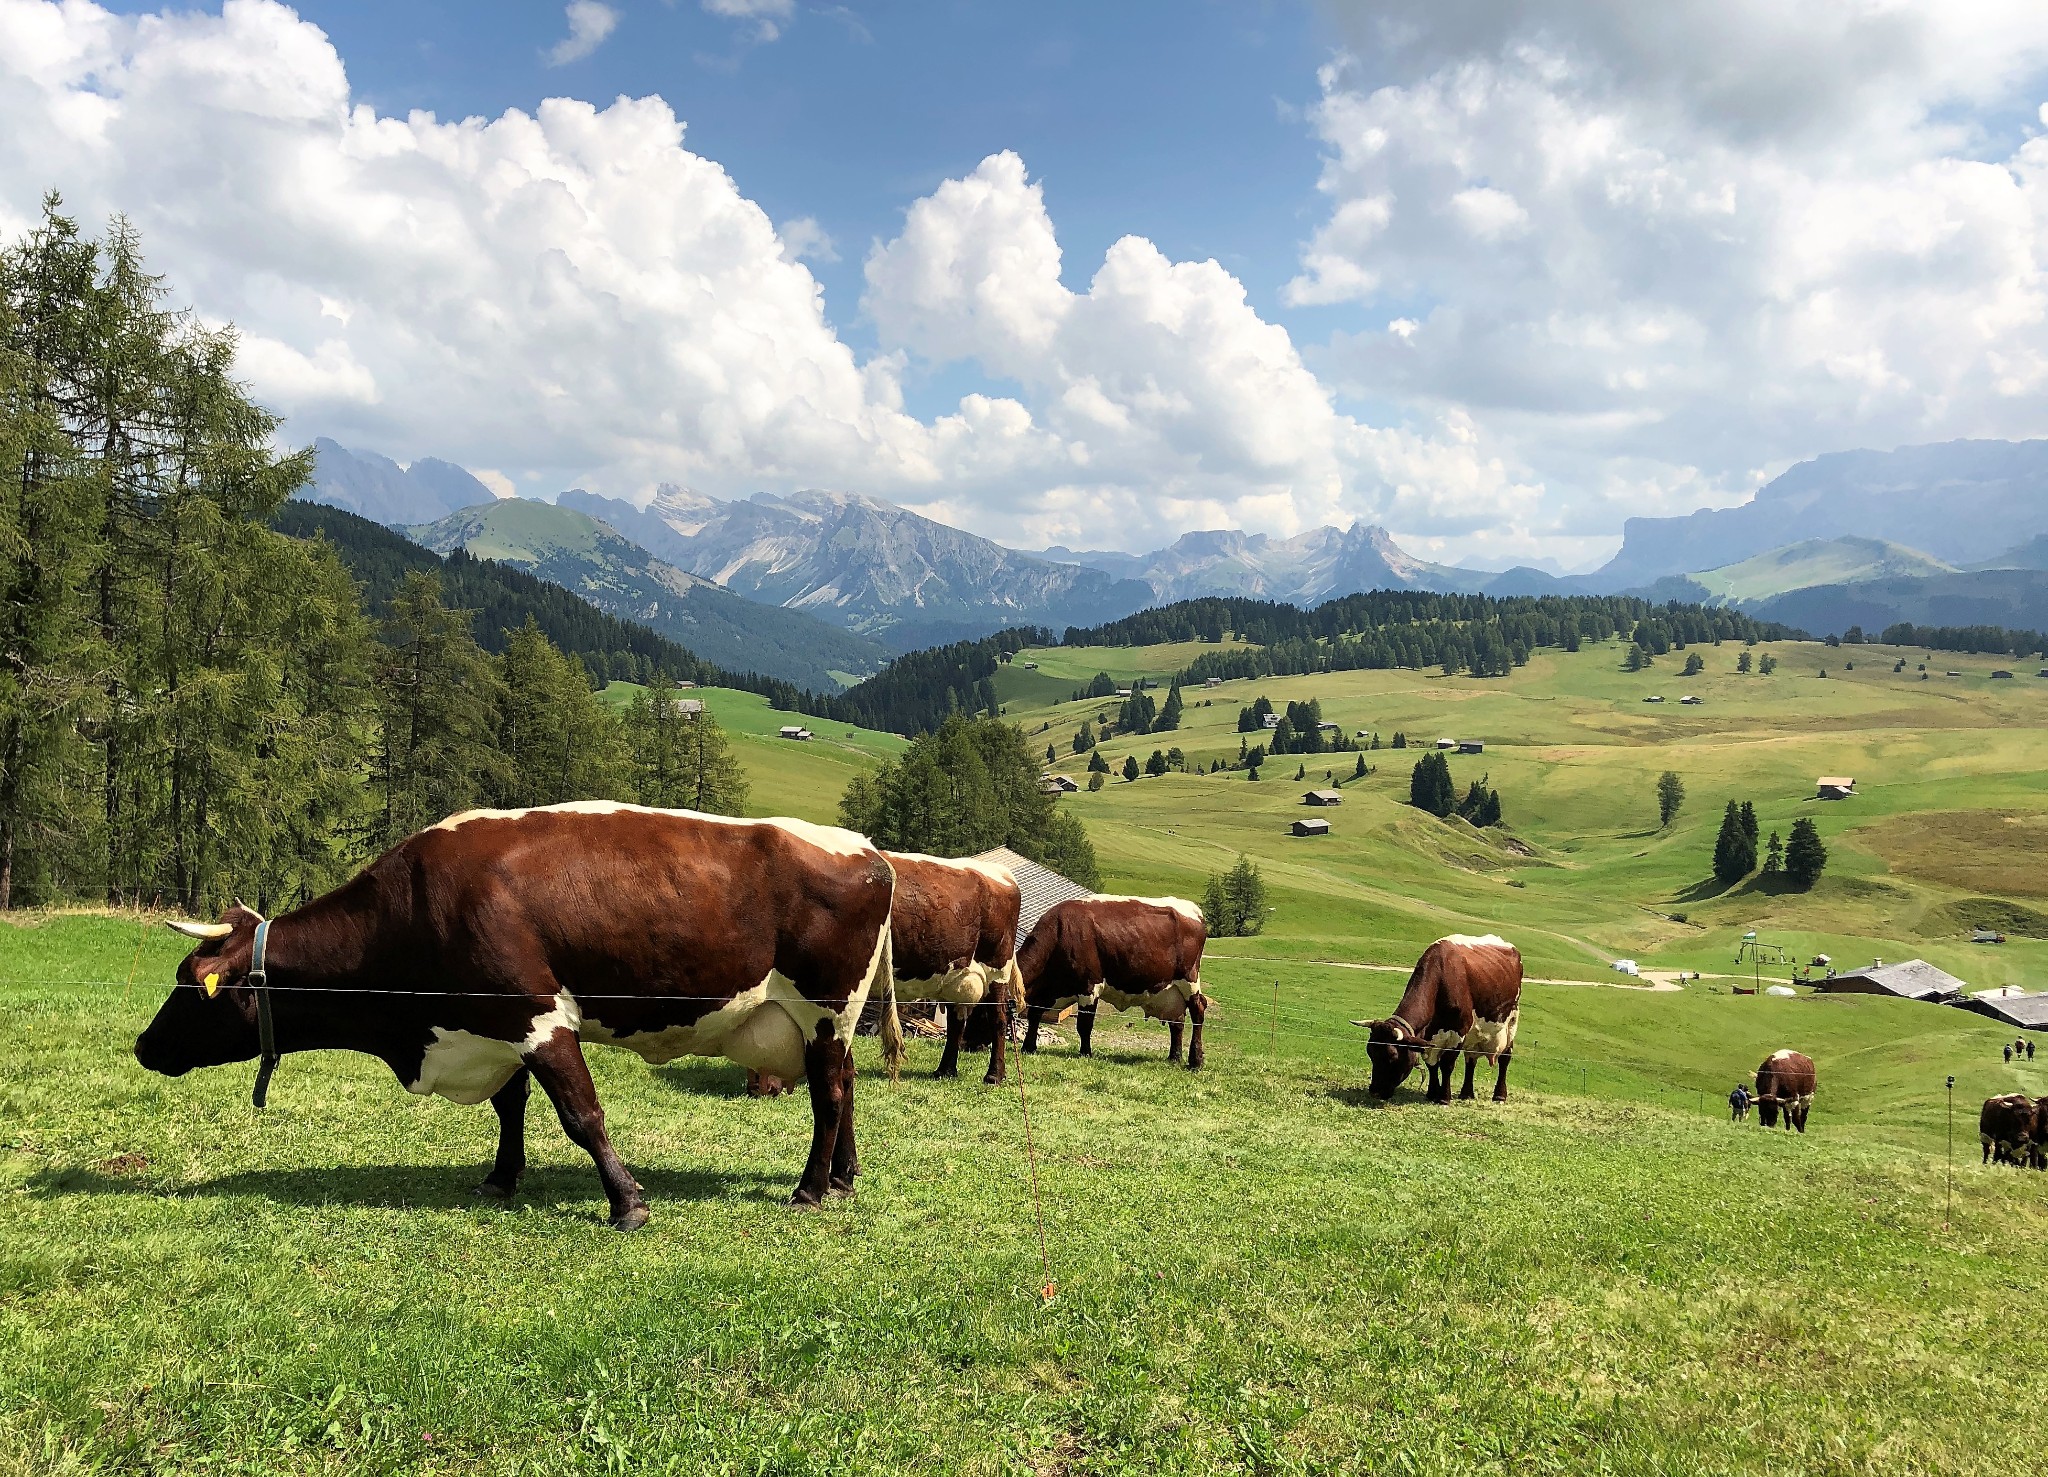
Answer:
[610,1204,651,1233]
[788,1191,823,1211]
[983,1072,1006,1086]
[934,1066,958,1080]
[473,1179,516,1201]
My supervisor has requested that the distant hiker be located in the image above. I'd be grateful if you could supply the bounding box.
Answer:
[2005,1044,2014,1065]
[1729,1083,1751,1121]
[2029,1040,2036,1062]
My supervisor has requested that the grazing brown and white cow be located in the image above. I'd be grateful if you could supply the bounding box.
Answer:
[1981,1093,2038,1165]
[887,852,1023,1084]
[1753,1050,1817,1132]
[1018,897,1209,1069]
[1360,934,1523,1103]
[136,803,899,1229]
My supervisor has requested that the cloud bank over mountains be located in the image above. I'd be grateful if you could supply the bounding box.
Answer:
[1298,0,2048,554]
[5,0,2048,564]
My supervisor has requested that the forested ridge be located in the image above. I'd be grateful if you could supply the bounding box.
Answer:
[273,501,796,692]
[0,203,749,914]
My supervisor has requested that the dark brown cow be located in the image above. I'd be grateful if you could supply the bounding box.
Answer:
[887,853,1022,1084]
[136,803,899,1228]
[1019,897,1209,1069]
[1753,1050,1817,1132]
[1359,935,1523,1103]
[1981,1093,2037,1165]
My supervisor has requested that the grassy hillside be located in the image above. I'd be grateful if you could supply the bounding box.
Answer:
[1687,536,1955,603]
[599,682,906,825]
[997,634,2048,992]
[5,913,2047,1472]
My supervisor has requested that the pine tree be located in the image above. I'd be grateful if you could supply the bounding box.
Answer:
[1683,651,1704,676]
[1086,770,1105,792]
[500,620,631,808]
[1762,830,1784,875]
[1145,749,1168,777]
[1087,749,1110,774]
[0,202,108,906]
[1737,649,1752,673]
[1154,682,1183,732]
[1739,801,1759,846]
[1353,753,1367,780]
[1657,771,1686,828]
[1121,754,1140,782]
[1712,800,1757,884]
[1072,720,1095,754]
[373,572,509,846]
[1784,818,1827,889]
[1409,751,1456,817]
[1200,855,1268,937]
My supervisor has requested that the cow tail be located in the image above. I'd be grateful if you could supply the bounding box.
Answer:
[876,926,905,1081]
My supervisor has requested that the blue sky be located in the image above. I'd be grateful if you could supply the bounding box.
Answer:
[17,1,2048,565]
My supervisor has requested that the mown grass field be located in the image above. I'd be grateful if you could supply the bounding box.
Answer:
[8,633,2048,1472]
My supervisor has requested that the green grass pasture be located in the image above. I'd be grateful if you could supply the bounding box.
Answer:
[5,913,2048,1474]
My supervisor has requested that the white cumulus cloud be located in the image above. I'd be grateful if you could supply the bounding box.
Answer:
[544,1,618,67]
[0,0,1538,554]
[1291,0,2048,555]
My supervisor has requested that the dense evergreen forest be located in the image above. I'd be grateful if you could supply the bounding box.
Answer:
[275,501,758,689]
[0,203,748,913]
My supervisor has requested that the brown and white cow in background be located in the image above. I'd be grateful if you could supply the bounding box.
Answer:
[137,803,901,1228]
[887,853,1023,1083]
[1753,1050,1817,1132]
[1980,1093,2038,1165]
[1019,897,1209,1068]
[1359,935,1524,1103]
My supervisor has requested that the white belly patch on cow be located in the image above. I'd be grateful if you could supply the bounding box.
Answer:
[410,990,585,1105]
[580,924,890,1084]
[1094,977,1202,1020]
[1420,1008,1519,1066]
[897,958,998,1007]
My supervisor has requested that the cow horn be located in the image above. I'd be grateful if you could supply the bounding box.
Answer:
[165,919,234,940]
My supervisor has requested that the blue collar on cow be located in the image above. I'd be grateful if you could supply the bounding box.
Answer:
[250,916,279,1110]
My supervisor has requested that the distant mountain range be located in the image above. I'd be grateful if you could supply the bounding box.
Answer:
[1039,523,1492,604]
[557,486,1153,651]
[1591,439,2048,588]
[403,500,890,691]
[295,436,2048,672]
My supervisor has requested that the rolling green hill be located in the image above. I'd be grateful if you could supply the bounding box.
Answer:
[407,500,891,692]
[597,682,906,824]
[993,633,2048,993]
[1687,536,1955,603]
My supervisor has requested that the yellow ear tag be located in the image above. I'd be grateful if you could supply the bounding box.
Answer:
[203,973,220,999]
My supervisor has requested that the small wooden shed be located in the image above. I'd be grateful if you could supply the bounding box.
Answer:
[1302,789,1343,807]
[1291,817,1332,837]
[1816,776,1856,800]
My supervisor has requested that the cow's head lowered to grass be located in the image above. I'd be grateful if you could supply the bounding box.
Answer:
[1364,1018,1424,1100]
[135,906,267,1077]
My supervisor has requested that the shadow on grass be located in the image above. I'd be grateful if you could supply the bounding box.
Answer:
[652,1059,752,1098]
[27,1160,790,1220]
[1671,876,1739,903]
[1325,1082,1446,1110]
